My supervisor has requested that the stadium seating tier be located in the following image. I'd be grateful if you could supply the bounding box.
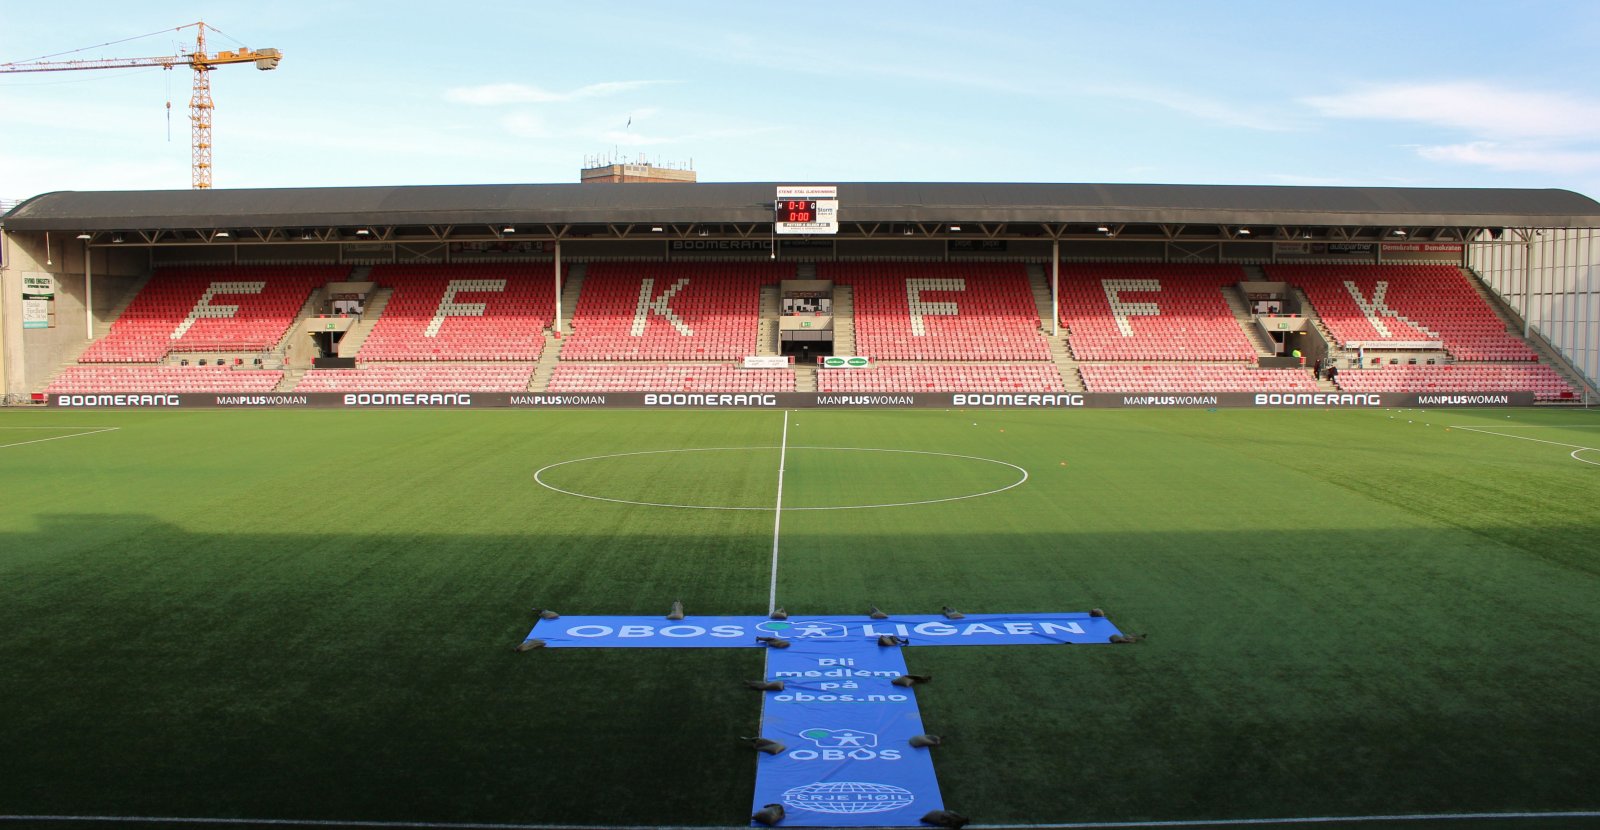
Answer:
[1057,264,1258,361]
[561,263,780,360]
[1332,363,1576,401]
[548,364,796,392]
[357,264,553,362]
[1266,264,1536,362]
[815,364,1063,393]
[295,363,537,392]
[1078,364,1319,393]
[819,263,1050,360]
[80,266,341,363]
[46,365,284,394]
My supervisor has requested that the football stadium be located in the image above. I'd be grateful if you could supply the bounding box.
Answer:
[2,179,1599,830]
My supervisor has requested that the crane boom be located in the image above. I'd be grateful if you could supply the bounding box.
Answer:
[0,22,281,189]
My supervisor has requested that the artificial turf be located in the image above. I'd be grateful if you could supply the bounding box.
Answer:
[0,406,1597,828]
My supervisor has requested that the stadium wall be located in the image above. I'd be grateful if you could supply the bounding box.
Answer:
[0,232,148,398]
[1469,228,1600,389]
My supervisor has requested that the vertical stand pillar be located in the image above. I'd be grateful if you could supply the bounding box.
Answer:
[553,239,563,336]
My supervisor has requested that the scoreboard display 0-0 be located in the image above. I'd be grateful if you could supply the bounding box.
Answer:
[776,199,818,223]
[774,186,839,235]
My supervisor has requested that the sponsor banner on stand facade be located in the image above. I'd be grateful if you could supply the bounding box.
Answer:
[820,356,873,369]
[522,614,1123,649]
[744,356,792,369]
[22,273,54,329]
[753,638,941,827]
[47,391,1537,409]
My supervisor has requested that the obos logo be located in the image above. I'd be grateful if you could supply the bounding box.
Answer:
[802,728,876,748]
[788,727,901,762]
[756,619,847,639]
[782,781,914,814]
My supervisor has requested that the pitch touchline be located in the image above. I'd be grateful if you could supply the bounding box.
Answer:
[4,810,1598,828]
[0,426,119,450]
[1448,425,1600,467]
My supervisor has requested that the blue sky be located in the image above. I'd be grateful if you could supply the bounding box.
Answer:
[4,0,1600,200]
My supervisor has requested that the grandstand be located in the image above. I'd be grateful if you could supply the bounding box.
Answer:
[1,183,1596,403]
[3,181,1600,830]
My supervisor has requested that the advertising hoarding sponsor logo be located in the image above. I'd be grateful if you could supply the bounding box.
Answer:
[758,620,848,639]
[669,239,772,251]
[951,393,1085,407]
[642,393,779,407]
[823,356,873,369]
[800,728,878,749]
[215,395,308,406]
[1121,395,1220,406]
[53,394,181,407]
[342,393,474,407]
[509,395,609,406]
[1380,243,1465,253]
[1253,393,1382,407]
[1415,394,1513,405]
[782,781,914,815]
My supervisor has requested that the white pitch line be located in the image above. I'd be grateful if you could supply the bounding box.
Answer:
[533,446,1028,512]
[0,818,727,829]
[768,411,789,615]
[2,810,1597,829]
[975,810,1600,828]
[0,426,118,450]
[1448,425,1600,467]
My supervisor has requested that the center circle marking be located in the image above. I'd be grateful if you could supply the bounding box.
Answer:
[533,445,1028,511]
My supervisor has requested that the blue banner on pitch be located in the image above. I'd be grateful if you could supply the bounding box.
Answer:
[524,613,1121,648]
[751,638,941,827]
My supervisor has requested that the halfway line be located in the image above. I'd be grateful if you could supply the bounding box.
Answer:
[767,410,789,615]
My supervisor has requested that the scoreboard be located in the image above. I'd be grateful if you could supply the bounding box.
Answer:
[776,199,819,223]
[775,186,839,235]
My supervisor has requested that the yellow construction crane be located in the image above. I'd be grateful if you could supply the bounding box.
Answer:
[0,21,281,189]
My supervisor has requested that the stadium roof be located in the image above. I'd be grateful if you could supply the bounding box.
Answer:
[5,182,1600,234]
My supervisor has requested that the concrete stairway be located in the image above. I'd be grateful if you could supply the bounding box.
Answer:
[1025,264,1056,331]
[557,263,586,335]
[529,333,565,392]
[1050,340,1084,392]
[273,285,327,370]
[794,364,817,392]
[33,272,155,393]
[1222,284,1275,357]
[1026,264,1080,391]
[337,287,392,358]
[758,285,781,356]
[1290,287,1356,367]
[832,285,856,355]
[276,366,308,392]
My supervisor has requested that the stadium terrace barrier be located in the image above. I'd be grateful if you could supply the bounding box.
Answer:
[46,391,1537,408]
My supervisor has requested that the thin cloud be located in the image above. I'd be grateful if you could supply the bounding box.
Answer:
[597,123,779,148]
[1303,82,1600,141]
[1107,84,1304,133]
[1417,141,1600,174]
[446,80,671,106]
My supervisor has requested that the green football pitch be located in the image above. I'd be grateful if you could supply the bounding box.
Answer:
[1,406,1598,829]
